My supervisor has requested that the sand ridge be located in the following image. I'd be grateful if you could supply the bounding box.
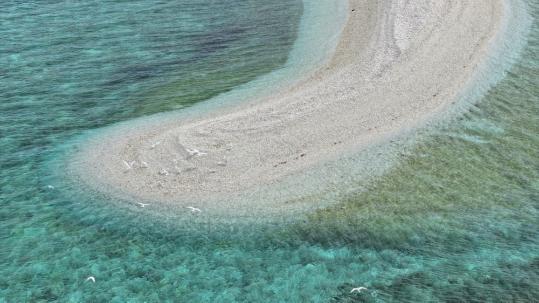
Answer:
[70,0,506,219]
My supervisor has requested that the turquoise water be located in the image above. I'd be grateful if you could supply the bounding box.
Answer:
[1,0,538,302]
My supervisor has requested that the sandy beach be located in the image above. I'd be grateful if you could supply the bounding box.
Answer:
[70,0,508,219]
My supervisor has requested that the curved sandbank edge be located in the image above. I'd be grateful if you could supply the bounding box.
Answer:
[66,0,531,222]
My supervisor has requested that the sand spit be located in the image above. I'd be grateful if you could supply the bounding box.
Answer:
[70,0,508,219]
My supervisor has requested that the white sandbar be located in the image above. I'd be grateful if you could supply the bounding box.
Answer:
[69,0,518,220]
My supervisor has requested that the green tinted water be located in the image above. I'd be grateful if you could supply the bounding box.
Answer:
[1,0,538,302]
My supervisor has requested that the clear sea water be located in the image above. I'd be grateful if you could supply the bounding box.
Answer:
[0,0,537,302]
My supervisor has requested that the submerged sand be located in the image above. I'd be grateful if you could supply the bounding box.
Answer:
[70,0,508,219]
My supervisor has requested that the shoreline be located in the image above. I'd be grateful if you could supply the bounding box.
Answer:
[69,0,520,220]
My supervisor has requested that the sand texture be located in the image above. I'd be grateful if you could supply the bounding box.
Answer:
[70,0,506,219]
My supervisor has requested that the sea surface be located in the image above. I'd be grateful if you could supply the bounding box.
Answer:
[1,0,537,302]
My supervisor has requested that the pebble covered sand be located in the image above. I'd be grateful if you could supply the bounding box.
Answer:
[70,0,507,219]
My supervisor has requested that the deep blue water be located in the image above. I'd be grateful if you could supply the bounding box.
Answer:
[1,0,538,302]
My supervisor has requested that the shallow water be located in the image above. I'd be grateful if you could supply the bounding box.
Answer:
[1,0,538,302]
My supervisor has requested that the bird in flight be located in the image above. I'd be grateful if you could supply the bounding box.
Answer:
[187,206,201,212]
[86,276,95,283]
[186,148,207,158]
[137,202,150,208]
[123,160,136,171]
[350,286,368,293]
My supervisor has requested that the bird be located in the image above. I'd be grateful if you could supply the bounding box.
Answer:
[46,185,55,189]
[137,202,149,208]
[187,206,201,213]
[350,287,368,293]
[150,141,161,149]
[86,276,95,283]
[122,160,132,171]
[186,148,207,157]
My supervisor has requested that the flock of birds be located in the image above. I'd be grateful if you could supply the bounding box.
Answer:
[48,141,368,294]
[121,141,214,179]
[78,142,371,295]
[122,142,206,213]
